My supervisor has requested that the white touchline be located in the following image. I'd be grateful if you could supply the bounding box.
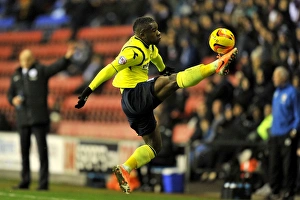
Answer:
[0,192,75,200]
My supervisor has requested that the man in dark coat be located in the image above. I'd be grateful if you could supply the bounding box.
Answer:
[7,45,75,190]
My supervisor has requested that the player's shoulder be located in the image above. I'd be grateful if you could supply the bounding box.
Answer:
[127,36,154,49]
[121,37,146,55]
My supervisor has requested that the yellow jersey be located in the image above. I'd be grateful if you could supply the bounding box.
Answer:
[88,36,165,92]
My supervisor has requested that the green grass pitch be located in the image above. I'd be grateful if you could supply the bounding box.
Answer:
[0,178,219,200]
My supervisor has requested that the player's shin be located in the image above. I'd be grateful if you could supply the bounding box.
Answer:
[123,145,156,173]
[176,64,215,88]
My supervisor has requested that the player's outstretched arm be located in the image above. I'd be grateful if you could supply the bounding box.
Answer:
[75,64,117,109]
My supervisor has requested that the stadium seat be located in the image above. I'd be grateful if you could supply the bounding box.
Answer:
[0,17,15,31]
[0,30,43,45]
[0,77,11,94]
[57,120,141,141]
[172,123,195,145]
[101,79,120,96]
[60,95,86,120]
[49,75,83,96]
[22,44,68,59]
[49,28,71,43]
[0,61,19,77]
[93,41,123,56]
[0,94,15,127]
[0,46,13,60]
[33,15,70,30]
[40,58,58,65]
[84,95,126,122]
[104,57,114,65]
[186,78,208,97]
[184,96,204,117]
[60,94,126,122]
[77,25,132,41]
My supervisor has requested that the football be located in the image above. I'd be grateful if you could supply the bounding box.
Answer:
[208,28,235,54]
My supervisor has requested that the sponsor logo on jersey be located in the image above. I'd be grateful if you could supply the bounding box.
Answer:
[118,56,127,65]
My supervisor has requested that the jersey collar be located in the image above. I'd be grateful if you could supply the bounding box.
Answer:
[134,36,150,49]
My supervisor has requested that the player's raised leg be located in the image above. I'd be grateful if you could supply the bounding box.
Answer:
[176,47,238,88]
[154,47,238,101]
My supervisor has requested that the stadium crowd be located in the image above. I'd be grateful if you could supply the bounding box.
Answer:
[1,0,300,196]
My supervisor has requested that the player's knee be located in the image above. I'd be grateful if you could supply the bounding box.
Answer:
[168,74,179,89]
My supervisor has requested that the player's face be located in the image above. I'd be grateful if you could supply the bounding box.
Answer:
[143,22,161,45]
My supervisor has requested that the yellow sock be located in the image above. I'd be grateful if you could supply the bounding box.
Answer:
[176,61,218,88]
[123,145,156,172]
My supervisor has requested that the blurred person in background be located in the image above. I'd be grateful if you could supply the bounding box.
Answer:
[7,44,75,190]
[267,66,300,200]
[73,54,104,95]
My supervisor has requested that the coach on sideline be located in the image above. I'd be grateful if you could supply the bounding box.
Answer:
[7,44,75,190]
[267,66,300,200]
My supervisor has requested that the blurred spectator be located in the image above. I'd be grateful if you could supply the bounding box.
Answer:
[65,0,101,40]
[148,0,172,33]
[189,102,211,140]
[157,30,181,72]
[249,104,272,197]
[178,36,200,71]
[68,40,93,76]
[11,0,40,30]
[210,75,234,106]
[233,76,254,111]
[190,117,215,181]
[159,88,189,129]
[73,54,104,95]
[252,68,275,109]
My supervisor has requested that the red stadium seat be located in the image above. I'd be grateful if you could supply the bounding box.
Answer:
[93,41,123,56]
[0,61,19,77]
[186,78,208,97]
[21,44,68,59]
[101,79,120,96]
[49,28,72,43]
[83,95,126,122]
[49,75,83,96]
[172,123,195,145]
[0,46,13,60]
[60,95,86,120]
[184,96,204,117]
[77,25,133,42]
[0,77,11,94]
[60,94,126,122]
[0,94,15,126]
[57,120,141,141]
[0,30,43,45]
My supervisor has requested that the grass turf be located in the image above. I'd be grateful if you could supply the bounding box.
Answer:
[0,178,219,200]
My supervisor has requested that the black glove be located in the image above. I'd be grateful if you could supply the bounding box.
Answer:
[75,87,93,109]
[159,66,176,76]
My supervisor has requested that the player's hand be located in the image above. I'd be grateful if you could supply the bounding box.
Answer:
[75,87,93,109]
[159,66,175,76]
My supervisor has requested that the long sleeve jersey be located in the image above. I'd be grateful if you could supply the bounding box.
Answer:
[271,83,300,136]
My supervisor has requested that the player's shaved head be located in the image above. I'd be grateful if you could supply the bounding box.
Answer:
[19,49,35,69]
[133,16,155,35]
